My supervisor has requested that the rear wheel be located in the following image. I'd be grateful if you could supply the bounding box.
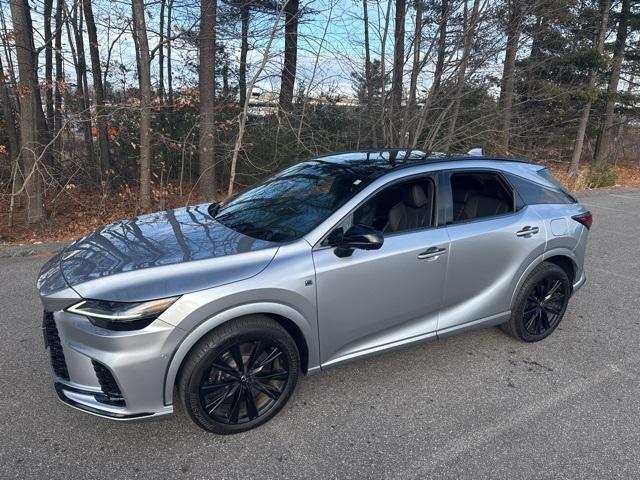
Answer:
[179,315,299,434]
[501,262,571,342]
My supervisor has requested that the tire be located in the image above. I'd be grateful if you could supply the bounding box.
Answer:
[178,315,300,434]
[501,262,571,342]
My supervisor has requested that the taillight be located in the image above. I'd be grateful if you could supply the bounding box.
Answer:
[572,211,592,230]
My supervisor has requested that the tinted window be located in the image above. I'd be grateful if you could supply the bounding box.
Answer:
[324,177,435,244]
[506,173,575,205]
[214,162,375,242]
[450,172,514,222]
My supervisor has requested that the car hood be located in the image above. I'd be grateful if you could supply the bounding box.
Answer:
[40,204,279,302]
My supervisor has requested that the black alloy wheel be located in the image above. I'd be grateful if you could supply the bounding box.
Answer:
[501,261,571,342]
[179,315,299,434]
[522,276,567,336]
[198,340,290,425]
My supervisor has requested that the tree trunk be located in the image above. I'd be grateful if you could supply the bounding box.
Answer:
[0,52,19,166]
[198,0,216,199]
[278,0,299,118]
[379,0,393,145]
[405,0,423,145]
[132,0,153,209]
[68,1,96,174]
[412,0,449,147]
[432,0,448,95]
[362,0,376,145]
[568,0,610,176]
[499,0,523,155]
[228,1,288,196]
[9,0,43,222]
[390,0,406,146]
[159,0,166,103]
[53,0,63,137]
[443,0,480,152]
[222,61,229,98]
[167,0,174,108]
[363,0,372,104]
[238,3,249,106]
[44,0,54,129]
[593,0,629,168]
[0,5,17,89]
[83,0,111,177]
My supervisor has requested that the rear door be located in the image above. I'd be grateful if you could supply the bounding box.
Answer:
[438,170,548,333]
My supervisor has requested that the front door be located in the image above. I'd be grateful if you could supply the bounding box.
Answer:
[313,176,450,366]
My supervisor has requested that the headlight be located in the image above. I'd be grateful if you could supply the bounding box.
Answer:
[66,297,179,331]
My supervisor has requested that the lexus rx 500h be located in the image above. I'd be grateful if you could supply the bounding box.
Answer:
[37,150,591,433]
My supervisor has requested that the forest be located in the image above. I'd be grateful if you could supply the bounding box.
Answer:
[0,0,639,244]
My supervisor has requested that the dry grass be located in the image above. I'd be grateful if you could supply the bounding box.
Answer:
[0,182,201,245]
[2,162,640,246]
[547,162,640,191]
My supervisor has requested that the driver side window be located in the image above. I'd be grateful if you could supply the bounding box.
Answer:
[332,177,436,240]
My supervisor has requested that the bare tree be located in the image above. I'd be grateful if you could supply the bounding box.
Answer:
[238,1,249,106]
[167,0,174,108]
[443,0,482,151]
[0,52,19,168]
[199,0,217,199]
[379,0,393,145]
[83,0,111,176]
[593,0,630,168]
[158,0,166,103]
[390,0,406,146]
[66,0,96,173]
[9,0,43,222]
[499,0,524,154]
[412,0,449,147]
[44,0,54,128]
[278,0,299,118]
[405,0,423,145]
[228,0,289,195]
[131,0,153,209]
[53,0,63,137]
[359,0,379,146]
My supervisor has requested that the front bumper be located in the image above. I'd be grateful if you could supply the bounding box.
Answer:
[43,310,179,421]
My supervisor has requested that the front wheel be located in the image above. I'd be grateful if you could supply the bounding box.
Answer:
[178,315,299,434]
[501,262,571,342]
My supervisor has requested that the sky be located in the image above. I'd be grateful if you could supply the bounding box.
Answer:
[3,0,513,99]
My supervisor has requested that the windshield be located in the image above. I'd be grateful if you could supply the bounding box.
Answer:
[213,162,375,242]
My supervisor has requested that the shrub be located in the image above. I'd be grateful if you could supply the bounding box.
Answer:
[586,165,617,188]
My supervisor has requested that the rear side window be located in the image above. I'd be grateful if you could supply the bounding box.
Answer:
[450,172,515,223]
[506,172,576,205]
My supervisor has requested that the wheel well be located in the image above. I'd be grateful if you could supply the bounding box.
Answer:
[174,313,310,390]
[545,255,575,286]
[263,313,309,374]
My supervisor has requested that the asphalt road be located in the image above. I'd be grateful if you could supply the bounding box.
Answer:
[2,188,640,480]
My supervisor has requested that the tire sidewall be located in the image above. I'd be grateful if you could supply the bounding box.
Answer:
[513,263,571,342]
[181,320,299,434]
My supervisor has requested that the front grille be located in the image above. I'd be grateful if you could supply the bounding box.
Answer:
[42,311,69,380]
[92,360,125,405]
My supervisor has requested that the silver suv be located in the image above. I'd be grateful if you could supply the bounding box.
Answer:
[37,150,591,433]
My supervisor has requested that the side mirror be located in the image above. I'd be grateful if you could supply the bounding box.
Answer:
[333,224,384,258]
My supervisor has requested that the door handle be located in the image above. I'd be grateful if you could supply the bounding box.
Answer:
[417,246,447,260]
[516,226,540,237]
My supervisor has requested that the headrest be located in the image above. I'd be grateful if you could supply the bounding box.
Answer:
[403,184,428,208]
